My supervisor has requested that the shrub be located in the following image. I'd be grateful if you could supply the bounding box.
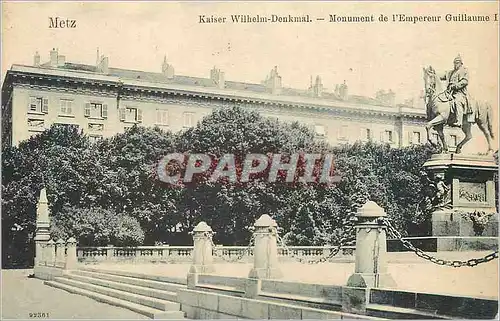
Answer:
[50,206,144,246]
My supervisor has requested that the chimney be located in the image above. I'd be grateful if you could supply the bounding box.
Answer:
[96,54,109,74]
[387,90,396,107]
[101,56,109,74]
[49,48,58,67]
[57,55,66,67]
[376,89,395,106]
[162,55,175,79]
[313,75,323,97]
[210,66,225,89]
[265,66,281,94]
[339,80,348,101]
[34,51,40,67]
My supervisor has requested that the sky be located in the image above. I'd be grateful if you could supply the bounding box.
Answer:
[2,1,499,105]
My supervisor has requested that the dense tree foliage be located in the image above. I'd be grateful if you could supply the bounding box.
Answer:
[2,105,448,267]
[51,206,144,246]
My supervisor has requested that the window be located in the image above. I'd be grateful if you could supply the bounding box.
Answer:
[119,107,142,123]
[364,128,371,141]
[88,135,102,143]
[126,108,137,122]
[156,109,169,125]
[449,134,458,147]
[338,124,349,140]
[432,133,439,142]
[60,99,73,115]
[183,112,194,127]
[28,97,48,113]
[412,131,421,144]
[314,125,326,137]
[88,123,104,131]
[85,102,108,119]
[383,130,393,143]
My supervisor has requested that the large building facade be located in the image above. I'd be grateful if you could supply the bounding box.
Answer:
[1,48,461,148]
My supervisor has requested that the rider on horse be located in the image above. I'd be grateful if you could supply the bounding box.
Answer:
[439,54,472,128]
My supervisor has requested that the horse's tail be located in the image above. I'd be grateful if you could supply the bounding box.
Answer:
[485,102,495,140]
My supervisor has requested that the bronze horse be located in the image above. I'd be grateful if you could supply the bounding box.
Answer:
[422,66,495,154]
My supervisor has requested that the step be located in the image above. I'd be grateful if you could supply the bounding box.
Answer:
[366,304,454,320]
[54,276,180,312]
[80,267,186,285]
[45,280,185,319]
[71,270,186,293]
[65,273,179,302]
[259,291,342,311]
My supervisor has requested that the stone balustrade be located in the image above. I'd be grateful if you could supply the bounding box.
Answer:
[75,245,355,263]
[36,237,78,269]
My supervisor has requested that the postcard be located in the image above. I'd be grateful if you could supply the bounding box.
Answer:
[2,1,498,320]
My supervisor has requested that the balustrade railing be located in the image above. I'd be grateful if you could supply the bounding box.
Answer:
[77,245,355,263]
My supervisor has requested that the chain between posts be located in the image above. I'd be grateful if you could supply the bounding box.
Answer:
[381,217,499,268]
[206,231,255,263]
[277,224,356,264]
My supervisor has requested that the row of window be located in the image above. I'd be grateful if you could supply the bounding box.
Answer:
[313,125,458,146]
[28,97,457,145]
[28,96,196,127]
[314,125,395,143]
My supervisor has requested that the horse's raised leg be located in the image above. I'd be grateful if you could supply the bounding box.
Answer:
[455,121,472,154]
[476,121,494,154]
[425,114,446,147]
[425,126,437,147]
[436,124,448,153]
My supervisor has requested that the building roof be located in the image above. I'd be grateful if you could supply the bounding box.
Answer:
[3,61,426,119]
[50,61,413,108]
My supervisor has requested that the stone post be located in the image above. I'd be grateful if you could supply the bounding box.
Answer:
[248,214,282,280]
[245,214,282,298]
[45,239,56,267]
[65,237,77,270]
[34,188,51,266]
[106,245,114,261]
[187,222,215,288]
[55,238,66,268]
[347,201,396,288]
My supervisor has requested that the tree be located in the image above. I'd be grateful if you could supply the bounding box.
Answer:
[50,206,144,246]
[1,124,91,267]
[79,125,184,244]
[171,106,340,244]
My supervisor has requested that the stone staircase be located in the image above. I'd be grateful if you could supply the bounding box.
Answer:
[44,268,187,319]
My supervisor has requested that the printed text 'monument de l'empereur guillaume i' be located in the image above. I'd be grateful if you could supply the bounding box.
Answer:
[199,13,498,24]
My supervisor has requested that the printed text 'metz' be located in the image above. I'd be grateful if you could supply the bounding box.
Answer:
[49,17,77,28]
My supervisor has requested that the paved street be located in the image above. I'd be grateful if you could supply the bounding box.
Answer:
[94,251,499,299]
[1,269,148,319]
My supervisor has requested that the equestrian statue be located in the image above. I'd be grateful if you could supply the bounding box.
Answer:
[422,55,495,154]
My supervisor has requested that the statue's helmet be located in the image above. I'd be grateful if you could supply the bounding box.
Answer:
[453,54,462,64]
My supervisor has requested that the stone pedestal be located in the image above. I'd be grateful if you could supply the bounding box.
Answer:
[55,238,66,268]
[247,214,283,280]
[45,239,56,267]
[189,222,215,274]
[65,237,77,270]
[347,201,396,289]
[34,188,51,266]
[245,214,283,298]
[423,154,498,251]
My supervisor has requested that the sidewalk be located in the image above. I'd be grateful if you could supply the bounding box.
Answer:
[1,269,148,319]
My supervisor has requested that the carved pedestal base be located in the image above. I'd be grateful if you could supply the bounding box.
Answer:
[423,154,498,248]
[432,210,498,237]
